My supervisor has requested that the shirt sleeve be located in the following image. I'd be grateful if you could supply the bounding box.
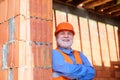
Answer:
[78,52,96,80]
[52,50,96,79]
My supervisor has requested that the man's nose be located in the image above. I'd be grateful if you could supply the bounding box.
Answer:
[64,33,69,37]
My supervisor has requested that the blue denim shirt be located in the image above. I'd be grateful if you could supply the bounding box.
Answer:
[52,47,95,80]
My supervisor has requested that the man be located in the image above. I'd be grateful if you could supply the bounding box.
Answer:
[52,22,95,80]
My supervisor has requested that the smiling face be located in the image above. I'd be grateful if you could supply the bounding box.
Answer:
[56,30,74,50]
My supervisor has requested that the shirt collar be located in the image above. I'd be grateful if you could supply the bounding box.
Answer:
[58,46,73,55]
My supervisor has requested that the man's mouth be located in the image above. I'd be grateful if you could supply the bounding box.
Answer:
[63,39,70,42]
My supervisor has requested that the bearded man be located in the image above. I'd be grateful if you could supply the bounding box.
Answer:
[52,22,95,80]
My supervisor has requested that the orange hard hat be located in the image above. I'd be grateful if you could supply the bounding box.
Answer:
[55,22,75,36]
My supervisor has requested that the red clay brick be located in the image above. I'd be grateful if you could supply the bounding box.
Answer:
[0,0,7,23]
[37,0,42,18]
[47,0,52,19]
[0,21,9,46]
[7,0,16,19]
[0,69,8,80]
[41,0,47,19]
[46,21,53,43]
[29,0,35,16]
[33,43,52,68]
[30,43,37,67]
[14,15,27,41]
[36,44,51,68]
[7,43,13,68]
[19,67,33,80]
[19,0,27,17]
[29,18,37,41]
[36,19,42,41]
[0,46,2,69]
[37,45,46,67]
[8,40,26,67]
[14,0,20,16]
[12,68,18,80]
[41,20,47,42]
[33,67,52,80]
[25,42,35,67]
[13,67,33,80]
[9,41,19,67]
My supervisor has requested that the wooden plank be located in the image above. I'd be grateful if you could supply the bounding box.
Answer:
[89,19,102,66]
[68,14,81,51]
[79,17,92,64]
[53,10,57,49]
[114,26,119,60]
[98,22,110,67]
[55,10,67,25]
[106,24,117,61]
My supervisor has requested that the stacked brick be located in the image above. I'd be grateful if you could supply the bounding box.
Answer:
[0,0,52,80]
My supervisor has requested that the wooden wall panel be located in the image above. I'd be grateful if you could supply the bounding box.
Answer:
[55,10,67,25]
[107,24,117,61]
[98,22,110,67]
[53,10,67,49]
[89,19,102,66]
[114,27,119,60]
[52,10,57,48]
[79,17,92,64]
[53,2,120,79]
[68,14,81,51]
[53,6,120,79]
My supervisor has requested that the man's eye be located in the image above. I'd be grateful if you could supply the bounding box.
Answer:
[60,32,65,35]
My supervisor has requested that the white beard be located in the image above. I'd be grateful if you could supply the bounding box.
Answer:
[57,38,73,49]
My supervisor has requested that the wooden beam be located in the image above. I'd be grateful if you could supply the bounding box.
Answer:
[77,0,93,8]
[111,10,120,17]
[103,4,120,14]
[83,0,112,9]
[95,1,115,11]
[66,0,73,3]
[78,0,92,5]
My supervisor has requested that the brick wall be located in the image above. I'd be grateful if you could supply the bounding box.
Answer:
[0,0,52,80]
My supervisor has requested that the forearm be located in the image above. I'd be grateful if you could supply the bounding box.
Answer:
[53,63,95,79]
